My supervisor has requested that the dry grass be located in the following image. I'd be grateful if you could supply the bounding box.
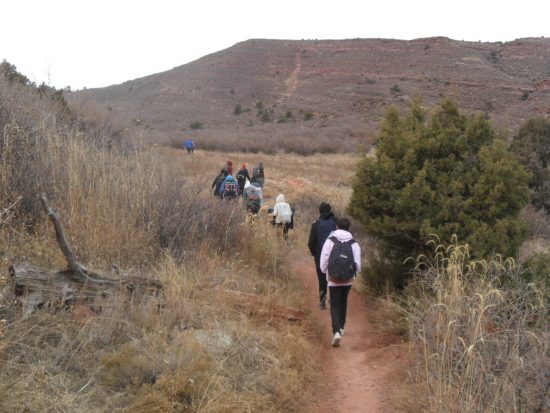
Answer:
[0,76,333,412]
[402,239,550,412]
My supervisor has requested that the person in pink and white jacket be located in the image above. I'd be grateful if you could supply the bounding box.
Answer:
[320,217,361,347]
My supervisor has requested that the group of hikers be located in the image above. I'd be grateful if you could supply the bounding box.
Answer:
[209,156,360,347]
[211,160,265,210]
[211,160,294,238]
[308,203,361,347]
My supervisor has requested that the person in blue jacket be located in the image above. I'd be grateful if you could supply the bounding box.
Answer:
[184,139,195,154]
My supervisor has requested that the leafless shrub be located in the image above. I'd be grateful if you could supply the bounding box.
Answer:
[521,205,550,240]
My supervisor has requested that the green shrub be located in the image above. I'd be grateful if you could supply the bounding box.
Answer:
[349,100,530,289]
[390,84,401,95]
[190,121,203,130]
[523,252,550,289]
[303,111,314,121]
[260,109,271,123]
[511,118,550,211]
[233,104,242,115]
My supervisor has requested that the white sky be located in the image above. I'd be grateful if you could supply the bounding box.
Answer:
[1,0,548,90]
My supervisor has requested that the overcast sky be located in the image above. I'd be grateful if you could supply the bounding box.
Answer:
[1,0,548,90]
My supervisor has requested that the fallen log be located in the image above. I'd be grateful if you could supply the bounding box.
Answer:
[10,264,162,318]
[9,194,162,318]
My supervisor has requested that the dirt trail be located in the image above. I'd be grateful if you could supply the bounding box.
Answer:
[278,51,302,103]
[293,259,406,413]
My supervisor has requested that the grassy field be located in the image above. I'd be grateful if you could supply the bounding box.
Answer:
[0,97,364,413]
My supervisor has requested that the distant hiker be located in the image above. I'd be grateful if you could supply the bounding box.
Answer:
[220,174,239,200]
[271,193,293,239]
[212,168,228,197]
[251,161,265,188]
[184,139,195,154]
[236,163,251,196]
[308,202,337,310]
[320,218,361,347]
[226,160,234,176]
[243,180,263,214]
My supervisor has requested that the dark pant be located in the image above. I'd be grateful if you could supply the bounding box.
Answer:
[314,255,327,303]
[274,222,290,240]
[329,285,352,334]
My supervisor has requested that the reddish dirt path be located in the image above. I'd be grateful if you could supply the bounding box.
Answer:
[293,259,407,413]
[278,51,302,103]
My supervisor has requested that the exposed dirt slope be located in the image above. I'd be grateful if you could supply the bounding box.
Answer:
[70,37,550,148]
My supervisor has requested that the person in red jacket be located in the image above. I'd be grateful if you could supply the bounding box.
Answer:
[226,160,234,176]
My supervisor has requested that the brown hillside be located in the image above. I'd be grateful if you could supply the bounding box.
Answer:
[70,37,550,151]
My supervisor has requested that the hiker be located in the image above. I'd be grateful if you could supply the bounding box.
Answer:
[320,218,361,347]
[212,168,228,197]
[251,161,265,188]
[184,138,195,154]
[308,202,337,310]
[226,160,234,176]
[271,193,293,239]
[236,163,251,196]
[243,180,263,214]
[219,174,239,200]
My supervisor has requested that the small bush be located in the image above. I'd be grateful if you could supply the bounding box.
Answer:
[258,108,273,123]
[189,121,203,130]
[233,104,243,115]
[511,117,550,211]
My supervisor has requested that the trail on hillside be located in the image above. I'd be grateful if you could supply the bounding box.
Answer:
[278,51,302,103]
[293,258,407,412]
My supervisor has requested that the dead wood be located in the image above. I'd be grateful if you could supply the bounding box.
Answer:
[40,194,85,278]
[9,194,162,317]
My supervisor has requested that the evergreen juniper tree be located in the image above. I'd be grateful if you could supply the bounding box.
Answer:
[349,100,530,290]
[511,118,550,211]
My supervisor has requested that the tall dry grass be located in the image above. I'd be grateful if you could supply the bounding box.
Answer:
[404,239,549,412]
[0,75,319,412]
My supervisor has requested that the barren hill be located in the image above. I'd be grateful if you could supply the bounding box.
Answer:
[70,37,550,151]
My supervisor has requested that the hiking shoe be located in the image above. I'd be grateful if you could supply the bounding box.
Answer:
[319,300,326,310]
[340,328,345,337]
[331,332,341,347]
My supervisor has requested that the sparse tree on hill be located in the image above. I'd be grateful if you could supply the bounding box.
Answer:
[349,100,530,290]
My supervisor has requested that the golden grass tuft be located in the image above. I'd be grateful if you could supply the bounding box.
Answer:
[403,240,550,412]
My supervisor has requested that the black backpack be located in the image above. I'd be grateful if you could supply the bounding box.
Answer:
[247,200,261,214]
[327,236,357,281]
[252,166,262,179]
[236,170,246,181]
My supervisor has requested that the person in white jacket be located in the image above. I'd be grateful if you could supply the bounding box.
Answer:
[271,193,293,239]
[320,217,361,347]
